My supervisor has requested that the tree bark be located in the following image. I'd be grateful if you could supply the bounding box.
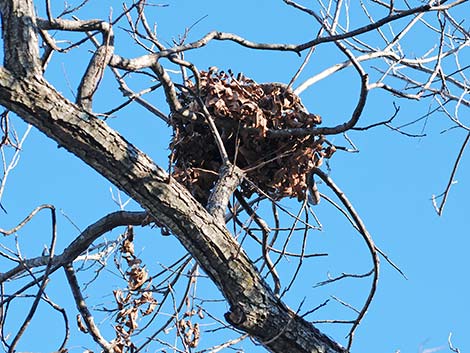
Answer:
[0,0,41,77]
[0,1,346,352]
[0,67,346,353]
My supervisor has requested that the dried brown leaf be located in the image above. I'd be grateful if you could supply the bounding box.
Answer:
[127,267,148,290]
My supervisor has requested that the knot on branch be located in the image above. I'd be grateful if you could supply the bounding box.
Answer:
[170,68,336,204]
[224,305,247,326]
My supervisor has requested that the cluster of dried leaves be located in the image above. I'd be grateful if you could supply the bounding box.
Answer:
[171,68,334,204]
[112,226,157,353]
[177,302,204,349]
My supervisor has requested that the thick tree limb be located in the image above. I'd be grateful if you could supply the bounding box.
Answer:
[0,0,41,77]
[3,1,441,351]
[0,66,345,353]
[206,164,244,225]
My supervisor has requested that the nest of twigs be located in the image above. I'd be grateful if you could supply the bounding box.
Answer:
[170,68,335,204]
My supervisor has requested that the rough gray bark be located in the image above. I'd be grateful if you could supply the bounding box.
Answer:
[0,0,41,77]
[0,1,346,352]
[0,66,345,353]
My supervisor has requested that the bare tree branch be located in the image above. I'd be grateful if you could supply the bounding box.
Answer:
[7,205,57,353]
[0,65,346,353]
[1,0,469,351]
[64,263,115,353]
[432,131,470,215]
[313,168,379,350]
[0,211,147,285]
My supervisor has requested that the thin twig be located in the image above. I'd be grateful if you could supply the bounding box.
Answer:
[233,191,281,295]
[331,295,360,314]
[314,269,374,288]
[448,332,461,353]
[8,206,57,353]
[313,168,379,350]
[0,211,147,293]
[301,299,330,319]
[64,263,114,353]
[432,131,470,215]
[280,199,309,298]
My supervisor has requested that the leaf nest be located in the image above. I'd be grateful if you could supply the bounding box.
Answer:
[170,68,335,204]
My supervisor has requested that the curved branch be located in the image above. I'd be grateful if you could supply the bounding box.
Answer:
[41,294,70,352]
[312,168,379,350]
[0,211,147,285]
[0,204,53,235]
[64,263,114,353]
[105,1,461,71]
[267,72,368,137]
[8,205,57,353]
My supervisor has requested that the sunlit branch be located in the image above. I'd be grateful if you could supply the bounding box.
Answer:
[313,168,379,350]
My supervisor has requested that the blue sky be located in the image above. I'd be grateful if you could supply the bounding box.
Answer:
[1,1,469,352]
